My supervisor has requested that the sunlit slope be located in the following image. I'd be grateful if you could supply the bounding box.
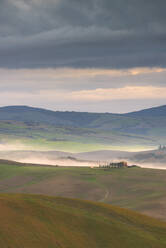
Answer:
[0,194,166,248]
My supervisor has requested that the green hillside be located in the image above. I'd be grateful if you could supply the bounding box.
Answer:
[0,161,166,220]
[0,193,166,248]
[0,105,166,151]
[0,120,155,152]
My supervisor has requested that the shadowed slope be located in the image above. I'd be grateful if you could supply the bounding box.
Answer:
[0,194,166,248]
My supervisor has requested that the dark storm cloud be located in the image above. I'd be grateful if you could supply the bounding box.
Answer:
[0,0,166,68]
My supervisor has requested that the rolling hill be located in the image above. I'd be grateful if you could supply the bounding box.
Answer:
[0,193,166,248]
[125,105,166,118]
[0,104,165,151]
[0,161,166,220]
[0,104,165,130]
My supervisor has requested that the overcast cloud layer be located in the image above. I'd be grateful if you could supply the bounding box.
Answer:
[0,67,165,113]
[0,0,166,112]
[0,0,166,68]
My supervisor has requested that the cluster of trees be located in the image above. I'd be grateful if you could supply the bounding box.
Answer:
[99,161,128,168]
[158,145,166,150]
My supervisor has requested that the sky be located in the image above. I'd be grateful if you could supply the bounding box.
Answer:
[0,0,166,113]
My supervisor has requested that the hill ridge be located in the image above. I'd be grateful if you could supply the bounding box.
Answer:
[1,104,166,115]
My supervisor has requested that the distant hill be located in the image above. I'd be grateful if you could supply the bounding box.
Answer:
[0,150,132,164]
[0,105,165,151]
[0,105,115,126]
[0,104,165,129]
[0,104,165,126]
[76,150,134,161]
[129,148,166,164]
[125,105,166,118]
[0,194,166,248]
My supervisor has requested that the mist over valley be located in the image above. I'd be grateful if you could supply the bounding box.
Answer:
[0,105,165,169]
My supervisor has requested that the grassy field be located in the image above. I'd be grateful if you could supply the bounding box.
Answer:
[0,162,166,220]
[0,193,166,248]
